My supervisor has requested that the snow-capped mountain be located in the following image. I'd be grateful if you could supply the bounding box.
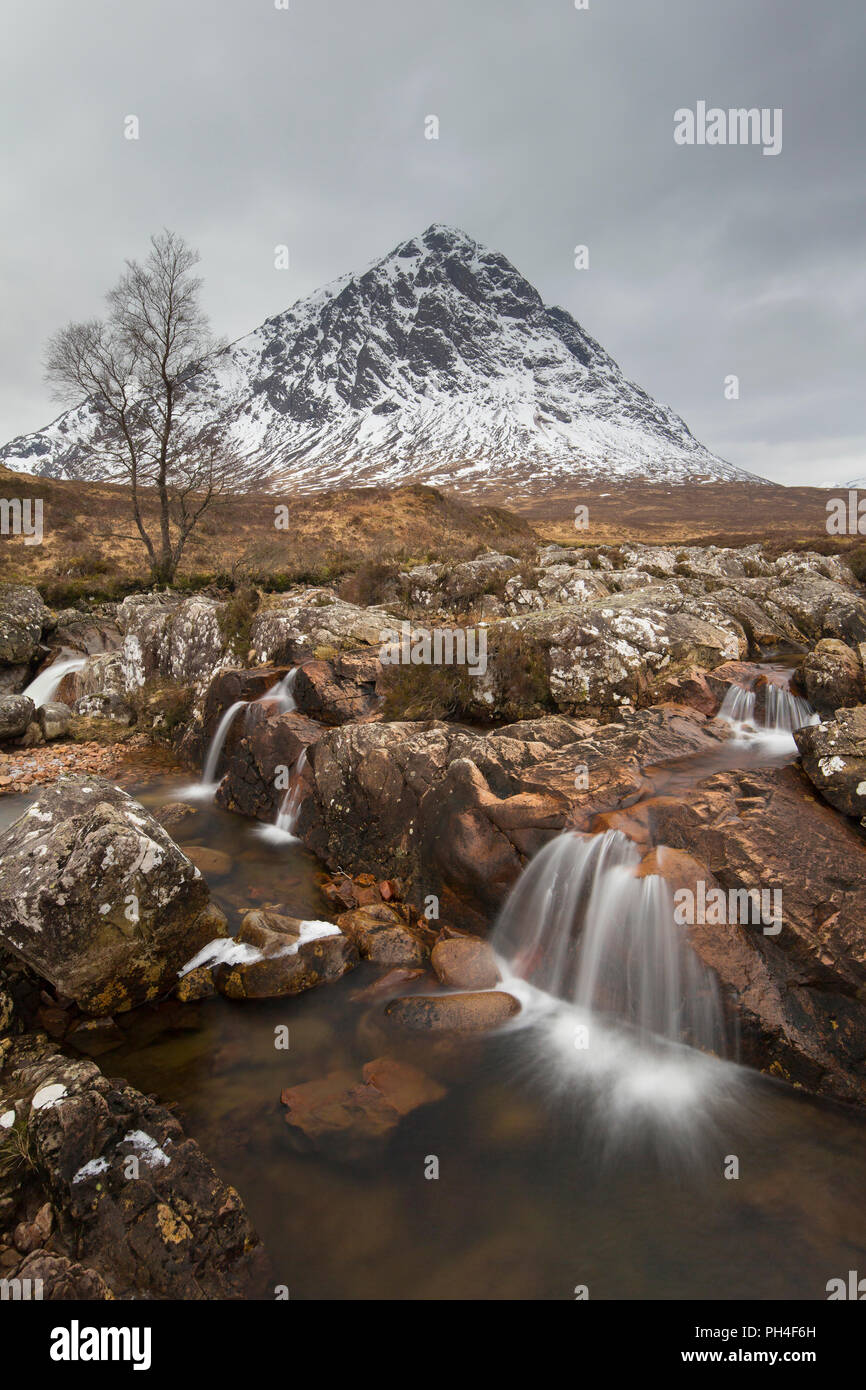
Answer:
[1,224,762,495]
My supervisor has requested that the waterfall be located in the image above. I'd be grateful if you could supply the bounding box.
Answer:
[23,653,86,707]
[763,684,817,733]
[256,749,309,844]
[198,700,247,790]
[493,829,725,1054]
[717,684,756,726]
[718,680,817,742]
[264,667,298,713]
[186,667,299,801]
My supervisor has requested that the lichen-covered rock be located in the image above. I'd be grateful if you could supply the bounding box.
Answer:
[0,584,49,665]
[794,706,866,820]
[500,601,741,715]
[3,1036,271,1298]
[251,589,400,663]
[0,693,35,741]
[0,777,227,1015]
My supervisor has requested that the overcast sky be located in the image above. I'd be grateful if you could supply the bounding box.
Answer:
[2,0,864,485]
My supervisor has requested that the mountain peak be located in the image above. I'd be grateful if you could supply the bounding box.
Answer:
[0,226,761,495]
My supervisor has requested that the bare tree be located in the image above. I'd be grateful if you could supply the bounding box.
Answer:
[45,230,235,584]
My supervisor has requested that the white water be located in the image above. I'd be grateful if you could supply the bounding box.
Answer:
[717,680,818,755]
[184,667,299,802]
[258,748,309,845]
[493,829,725,1054]
[22,653,86,707]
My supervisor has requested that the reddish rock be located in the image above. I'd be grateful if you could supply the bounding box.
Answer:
[336,903,430,966]
[384,991,520,1034]
[431,936,500,990]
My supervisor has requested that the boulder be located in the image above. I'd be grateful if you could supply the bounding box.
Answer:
[384,991,520,1033]
[335,903,430,965]
[797,640,865,715]
[36,700,71,741]
[794,706,866,820]
[214,918,358,999]
[0,693,35,741]
[0,777,227,1015]
[431,935,500,990]
[3,1035,271,1298]
[0,584,49,665]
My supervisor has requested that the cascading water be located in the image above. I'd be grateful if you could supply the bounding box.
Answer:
[23,653,87,706]
[493,829,725,1054]
[186,667,299,801]
[190,700,247,798]
[717,679,818,751]
[276,749,308,834]
[257,749,309,844]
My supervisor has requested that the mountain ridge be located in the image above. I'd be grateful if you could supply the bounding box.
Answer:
[0,223,765,496]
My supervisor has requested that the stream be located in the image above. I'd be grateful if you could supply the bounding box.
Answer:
[4,660,866,1299]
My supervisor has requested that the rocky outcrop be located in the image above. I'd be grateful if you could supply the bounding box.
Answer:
[797,640,866,715]
[0,1034,271,1298]
[650,764,866,1103]
[252,590,399,663]
[301,706,727,930]
[794,706,866,820]
[0,777,227,1015]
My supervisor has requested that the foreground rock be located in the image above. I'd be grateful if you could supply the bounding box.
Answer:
[0,693,35,741]
[0,1034,271,1298]
[794,706,866,820]
[0,777,227,1014]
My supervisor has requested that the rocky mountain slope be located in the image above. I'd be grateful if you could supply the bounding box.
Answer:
[1,224,761,497]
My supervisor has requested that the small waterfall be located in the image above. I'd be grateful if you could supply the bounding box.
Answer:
[718,680,817,740]
[188,668,299,800]
[264,667,298,713]
[199,700,247,788]
[275,749,308,836]
[23,653,86,707]
[493,829,724,1053]
[764,684,816,733]
[718,684,756,726]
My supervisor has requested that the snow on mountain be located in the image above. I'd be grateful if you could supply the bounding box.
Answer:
[0,223,763,496]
